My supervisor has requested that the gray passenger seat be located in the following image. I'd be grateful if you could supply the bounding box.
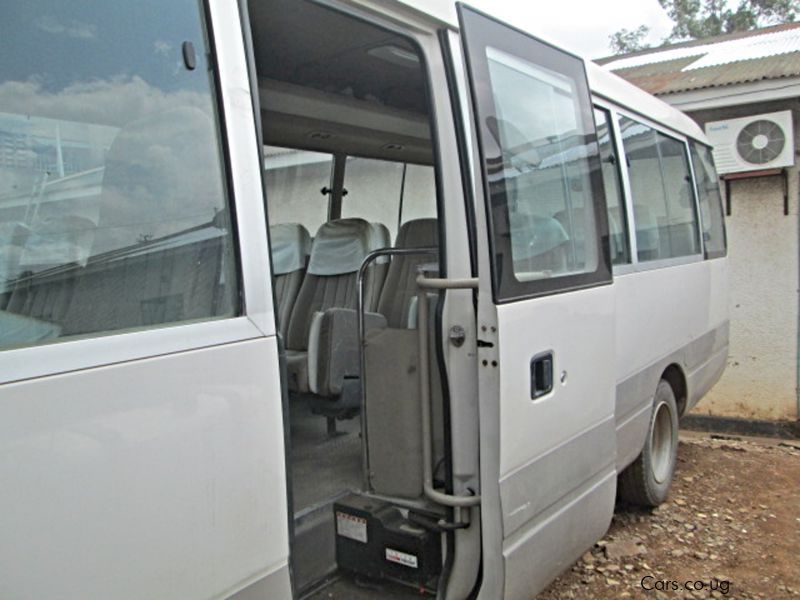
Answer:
[284,217,386,396]
[269,223,311,339]
[376,218,438,328]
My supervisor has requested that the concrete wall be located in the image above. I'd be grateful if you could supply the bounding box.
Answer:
[687,100,799,421]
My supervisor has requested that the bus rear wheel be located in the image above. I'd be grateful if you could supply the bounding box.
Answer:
[618,379,679,507]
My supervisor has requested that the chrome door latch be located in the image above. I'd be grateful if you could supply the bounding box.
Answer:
[449,325,466,347]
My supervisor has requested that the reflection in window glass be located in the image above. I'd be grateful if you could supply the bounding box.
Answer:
[485,48,599,281]
[264,146,332,236]
[620,117,700,261]
[0,0,238,351]
[341,157,405,241]
[690,142,727,259]
[594,108,630,265]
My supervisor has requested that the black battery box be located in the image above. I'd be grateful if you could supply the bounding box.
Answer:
[333,494,442,592]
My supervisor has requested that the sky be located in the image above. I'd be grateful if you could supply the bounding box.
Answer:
[468,0,675,59]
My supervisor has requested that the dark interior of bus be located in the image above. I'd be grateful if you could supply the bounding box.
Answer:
[249,0,451,595]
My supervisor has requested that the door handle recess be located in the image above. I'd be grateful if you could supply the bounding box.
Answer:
[530,352,553,399]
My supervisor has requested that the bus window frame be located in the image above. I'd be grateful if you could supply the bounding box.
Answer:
[0,0,272,385]
[688,140,728,260]
[592,100,632,268]
[605,102,705,275]
[459,7,613,304]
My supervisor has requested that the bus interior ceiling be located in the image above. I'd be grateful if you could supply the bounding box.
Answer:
[249,0,447,594]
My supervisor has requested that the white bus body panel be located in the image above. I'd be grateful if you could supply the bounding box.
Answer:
[616,262,711,383]
[0,0,294,596]
[456,7,619,597]
[0,338,291,600]
[614,259,729,471]
[493,288,617,600]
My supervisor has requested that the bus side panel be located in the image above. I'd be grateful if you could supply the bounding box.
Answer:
[0,338,290,600]
[613,259,729,471]
[493,286,617,600]
[686,257,730,411]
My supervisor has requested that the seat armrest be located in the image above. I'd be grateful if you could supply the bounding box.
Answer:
[308,307,387,396]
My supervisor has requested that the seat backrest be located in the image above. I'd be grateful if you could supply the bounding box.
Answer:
[376,218,438,328]
[369,221,391,297]
[270,222,311,339]
[633,204,660,260]
[285,217,383,351]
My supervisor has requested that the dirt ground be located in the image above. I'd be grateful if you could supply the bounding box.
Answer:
[539,433,800,599]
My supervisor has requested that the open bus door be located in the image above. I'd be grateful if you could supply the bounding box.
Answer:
[456,5,618,598]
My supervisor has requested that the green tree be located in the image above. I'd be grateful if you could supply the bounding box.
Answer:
[609,25,653,54]
[660,0,799,40]
[608,0,800,54]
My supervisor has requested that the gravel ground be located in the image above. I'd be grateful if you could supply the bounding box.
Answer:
[538,433,800,599]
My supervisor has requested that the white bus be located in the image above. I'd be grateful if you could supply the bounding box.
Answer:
[0,1,728,598]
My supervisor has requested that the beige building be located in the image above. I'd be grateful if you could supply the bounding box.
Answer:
[599,24,800,424]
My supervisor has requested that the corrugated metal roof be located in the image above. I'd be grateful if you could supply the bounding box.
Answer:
[598,22,800,95]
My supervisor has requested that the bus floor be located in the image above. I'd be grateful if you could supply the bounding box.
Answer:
[305,572,429,600]
[289,399,362,512]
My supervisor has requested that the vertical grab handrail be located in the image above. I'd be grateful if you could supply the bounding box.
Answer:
[356,247,438,491]
[415,273,481,508]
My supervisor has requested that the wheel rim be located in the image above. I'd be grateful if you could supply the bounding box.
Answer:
[650,400,674,484]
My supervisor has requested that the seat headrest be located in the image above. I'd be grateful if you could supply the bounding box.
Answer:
[270,223,311,275]
[307,218,376,276]
[396,218,438,249]
[370,222,391,264]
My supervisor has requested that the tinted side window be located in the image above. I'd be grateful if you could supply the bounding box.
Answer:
[594,108,630,265]
[657,135,700,257]
[264,146,333,234]
[0,0,238,351]
[620,117,700,261]
[400,164,437,227]
[690,142,727,259]
[341,157,405,241]
[486,49,601,282]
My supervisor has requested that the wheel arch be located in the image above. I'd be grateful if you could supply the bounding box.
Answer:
[661,363,688,417]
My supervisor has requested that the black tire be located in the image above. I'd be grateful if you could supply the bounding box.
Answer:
[618,379,679,507]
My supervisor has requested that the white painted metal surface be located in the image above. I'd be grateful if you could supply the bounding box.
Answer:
[615,262,717,384]
[587,63,709,144]
[0,0,292,598]
[208,0,277,338]
[0,0,730,597]
[0,339,290,600]
[495,290,616,478]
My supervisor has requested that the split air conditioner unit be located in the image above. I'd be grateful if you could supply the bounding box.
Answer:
[705,110,795,175]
